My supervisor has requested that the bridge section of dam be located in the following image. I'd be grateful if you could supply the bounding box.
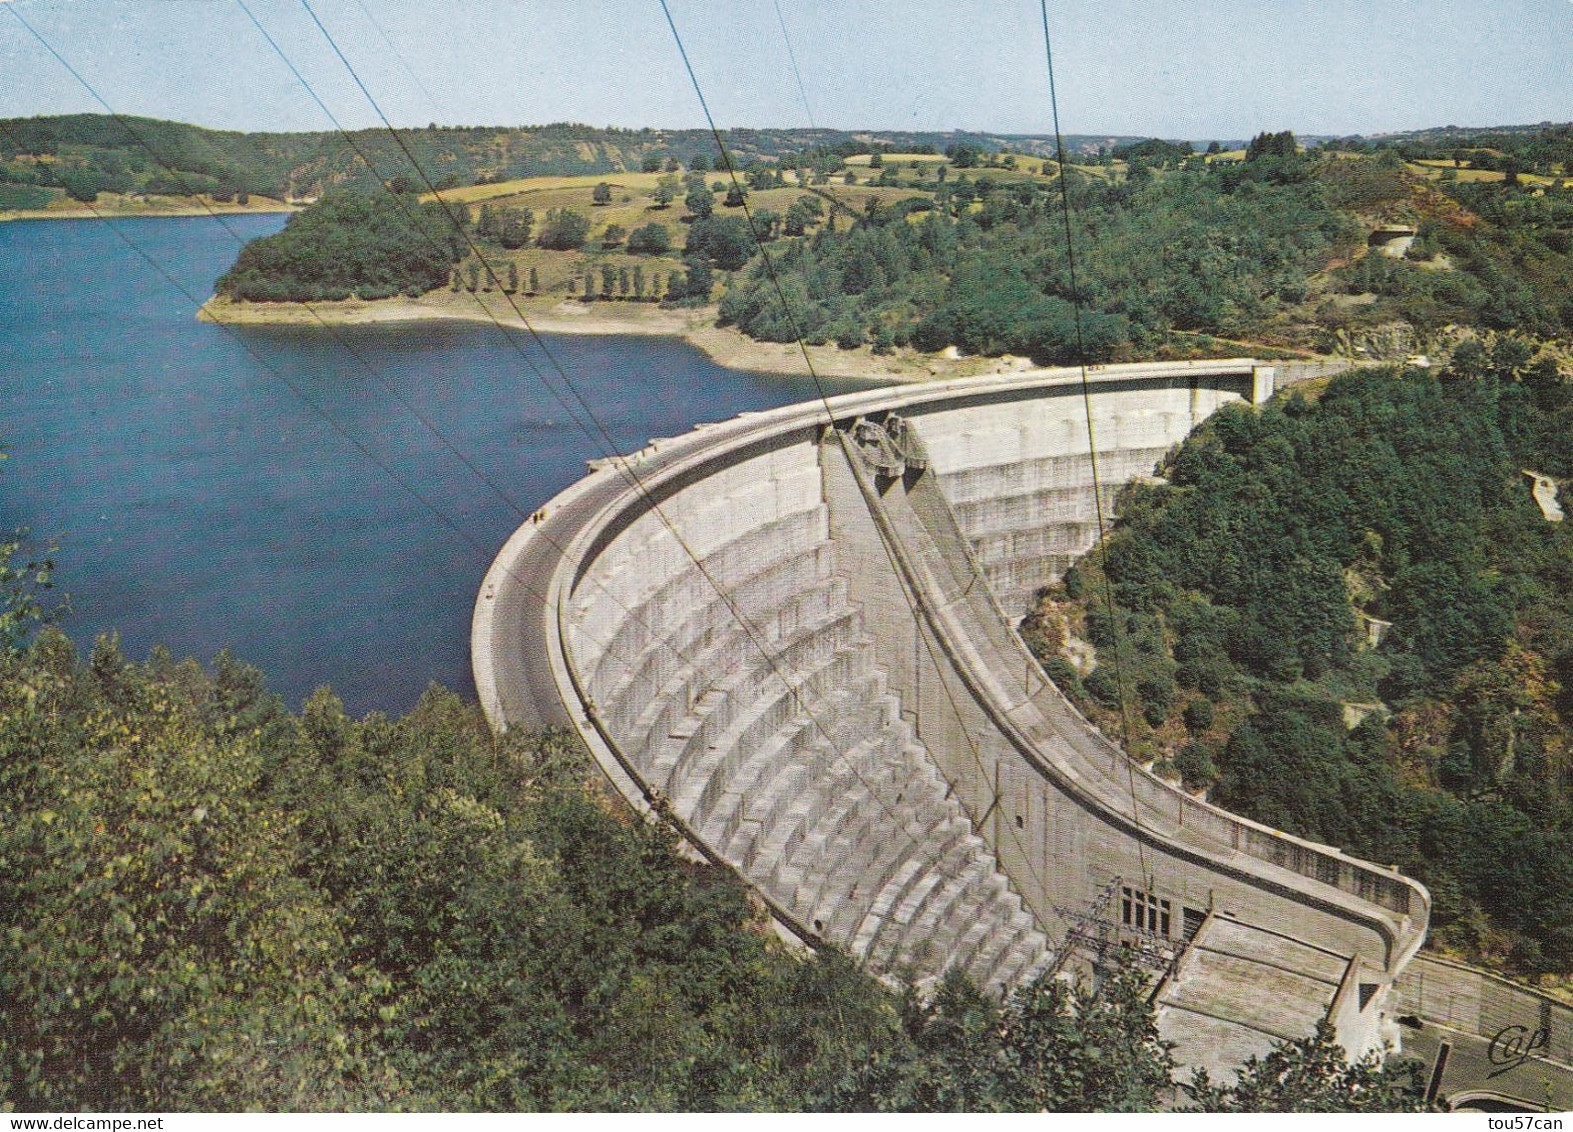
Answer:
[474,359,1432,1073]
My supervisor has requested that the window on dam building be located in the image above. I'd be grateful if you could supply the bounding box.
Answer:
[1122,886,1171,937]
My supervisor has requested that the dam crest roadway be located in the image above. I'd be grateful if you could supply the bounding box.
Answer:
[472,358,1568,1102]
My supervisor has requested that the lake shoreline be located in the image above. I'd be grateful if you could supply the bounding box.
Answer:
[197,293,1047,384]
[13,214,902,715]
[1,202,299,223]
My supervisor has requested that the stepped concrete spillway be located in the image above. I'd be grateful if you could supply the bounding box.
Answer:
[474,359,1432,1067]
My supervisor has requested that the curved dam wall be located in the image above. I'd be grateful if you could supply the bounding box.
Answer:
[474,359,1430,1041]
[917,376,1228,616]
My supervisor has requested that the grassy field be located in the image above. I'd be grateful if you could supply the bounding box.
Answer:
[1406,159,1565,187]
[390,154,1118,308]
[435,173,820,302]
[428,171,668,205]
[843,152,948,166]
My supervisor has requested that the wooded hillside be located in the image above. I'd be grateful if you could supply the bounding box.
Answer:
[1029,351,1573,978]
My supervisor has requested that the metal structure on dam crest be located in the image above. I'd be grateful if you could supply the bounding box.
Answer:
[473,358,1569,1102]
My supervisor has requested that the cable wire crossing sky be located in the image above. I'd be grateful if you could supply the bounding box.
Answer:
[0,0,1569,138]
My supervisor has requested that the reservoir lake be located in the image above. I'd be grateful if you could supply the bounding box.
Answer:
[1,214,870,715]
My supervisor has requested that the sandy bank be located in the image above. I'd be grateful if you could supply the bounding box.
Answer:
[1,202,298,223]
[197,293,1035,384]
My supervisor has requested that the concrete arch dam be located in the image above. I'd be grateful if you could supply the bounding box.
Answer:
[474,359,1431,1074]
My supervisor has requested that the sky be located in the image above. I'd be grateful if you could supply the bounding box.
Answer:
[0,0,1569,140]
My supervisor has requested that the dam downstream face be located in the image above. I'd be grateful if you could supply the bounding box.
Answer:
[475,361,1432,1075]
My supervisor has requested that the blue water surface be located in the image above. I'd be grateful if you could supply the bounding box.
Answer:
[0,214,859,715]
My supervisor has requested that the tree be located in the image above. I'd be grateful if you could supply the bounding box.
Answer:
[723,183,746,208]
[592,181,612,206]
[653,176,677,208]
[641,153,664,173]
[685,187,714,219]
[626,222,671,256]
[601,223,627,248]
[1246,130,1298,160]
[216,194,459,302]
[0,496,58,653]
[0,635,396,1109]
[684,262,713,300]
[826,963,1174,1112]
[535,208,590,250]
[495,207,534,249]
[528,266,539,294]
[506,262,518,293]
[945,142,981,168]
[869,151,884,168]
[600,263,615,298]
[1,634,945,1110]
[57,167,106,202]
[633,264,645,299]
[1183,698,1215,733]
[684,215,754,271]
[617,267,629,297]
[466,261,480,291]
[1183,1021,1426,1112]
[782,194,823,237]
[753,209,781,240]
[689,153,709,172]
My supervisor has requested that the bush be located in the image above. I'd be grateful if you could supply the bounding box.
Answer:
[535,207,590,250]
[1083,667,1121,709]
[626,222,671,256]
[1182,698,1215,733]
[1173,741,1217,789]
[1040,656,1083,696]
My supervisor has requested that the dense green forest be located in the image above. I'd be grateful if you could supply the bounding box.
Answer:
[1027,349,1573,976]
[717,143,1354,361]
[1324,172,1573,348]
[0,622,1426,1111]
[710,132,1573,362]
[215,194,463,302]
